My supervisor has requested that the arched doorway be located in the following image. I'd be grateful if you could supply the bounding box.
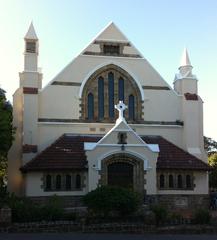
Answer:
[100,153,144,194]
[107,162,133,189]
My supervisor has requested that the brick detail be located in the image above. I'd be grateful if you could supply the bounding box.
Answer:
[23,87,38,94]
[22,144,38,153]
[142,86,170,90]
[51,81,81,86]
[184,93,198,100]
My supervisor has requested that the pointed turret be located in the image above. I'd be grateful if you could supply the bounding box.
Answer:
[178,48,193,77]
[23,22,39,72]
[24,22,38,40]
[20,22,42,88]
[180,48,191,67]
[173,48,205,160]
[174,48,197,95]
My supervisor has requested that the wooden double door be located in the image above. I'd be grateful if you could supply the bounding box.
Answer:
[107,162,133,189]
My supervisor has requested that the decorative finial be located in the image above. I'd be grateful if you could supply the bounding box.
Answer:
[115,101,127,122]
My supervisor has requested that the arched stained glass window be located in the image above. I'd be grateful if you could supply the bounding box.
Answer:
[160,174,165,188]
[46,174,52,190]
[128,95,135,120]
[76,174,81,189]
[118,77,124,101]
[169,174,174,188]
[56,175,61,190]
[65,174,71,190]
[186,175,192,189]
[87,93,94,120]
[108,72,114,118]
[177,175,183,188]
[98,77,104,119]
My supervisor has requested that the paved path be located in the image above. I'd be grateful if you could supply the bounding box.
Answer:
[0,234,217,240]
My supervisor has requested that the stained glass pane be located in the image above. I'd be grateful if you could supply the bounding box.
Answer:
[88,93,94,120]
[118,77,124,101]
[98,77,104,119]
[108,72,114,118]
[128,95,135,120]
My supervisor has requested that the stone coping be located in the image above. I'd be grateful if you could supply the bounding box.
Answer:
[1,222,217,234]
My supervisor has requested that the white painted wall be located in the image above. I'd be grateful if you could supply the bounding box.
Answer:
[157,171,209,195]
[25,172,88,197]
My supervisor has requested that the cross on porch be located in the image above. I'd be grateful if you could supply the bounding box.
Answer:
[115,101,127,120]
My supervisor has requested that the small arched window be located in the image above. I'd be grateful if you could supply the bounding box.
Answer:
[65,174,71,190]
[118,77,124,101]
[87,93,94,120]
[186,175,192,189]
[108,72,114,118]
[56,175,61,190]
[160,174,165,188]
[46,174,52,190]
[98,77,104,119]
[128,95,135,120]
[177,175,183,189]
[169,174,174,188]
[76,174,81,189]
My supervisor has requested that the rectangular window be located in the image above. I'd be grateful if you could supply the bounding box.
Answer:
[103,45,120,55]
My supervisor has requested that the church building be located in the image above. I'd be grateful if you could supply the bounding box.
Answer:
[8,22,210,209]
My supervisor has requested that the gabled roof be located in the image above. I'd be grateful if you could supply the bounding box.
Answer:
[96,22,128,42]
[21,134,210,172]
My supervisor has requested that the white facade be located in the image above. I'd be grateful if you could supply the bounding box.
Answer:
[8,22,209,204]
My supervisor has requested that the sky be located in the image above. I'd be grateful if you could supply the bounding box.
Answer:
[0,0,217,140]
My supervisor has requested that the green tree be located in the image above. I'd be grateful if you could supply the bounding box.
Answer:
[208,153,217,190]
[204,136,217,156]
[0,88,13,187]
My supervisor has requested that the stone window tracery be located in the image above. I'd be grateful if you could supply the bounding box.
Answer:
[81,64,142,122]
[158,172,194,190]
[44,173,84,192]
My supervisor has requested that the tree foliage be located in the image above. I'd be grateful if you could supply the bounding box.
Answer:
[208,153,217,190]
[0,88,13,187]
[204,136,217,156]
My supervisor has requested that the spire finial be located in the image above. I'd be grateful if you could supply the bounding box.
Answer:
[115,101,127,123]
[180,47,191,67]
[25,22,38,40]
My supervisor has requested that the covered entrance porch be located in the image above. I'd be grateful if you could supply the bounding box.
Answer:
[100,153,145,194]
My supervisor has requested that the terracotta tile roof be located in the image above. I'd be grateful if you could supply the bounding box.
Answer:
[21,135,101,172]
[21,134,210,172]
[141,136,210,171]
[184,93,198,100]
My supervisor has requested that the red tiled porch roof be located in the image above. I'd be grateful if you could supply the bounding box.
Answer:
[21,134,210,172]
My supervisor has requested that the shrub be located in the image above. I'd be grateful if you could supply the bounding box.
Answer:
[150,204,168,226]
[40,195,64,221]
[168,212,183,225]
[192,208,211,224]
[7,195,41,222]
[83,186,141,217]
[6,194,64,222]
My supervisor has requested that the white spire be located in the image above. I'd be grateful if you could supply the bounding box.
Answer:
[24,22,38,40]
[180,48,191,67]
